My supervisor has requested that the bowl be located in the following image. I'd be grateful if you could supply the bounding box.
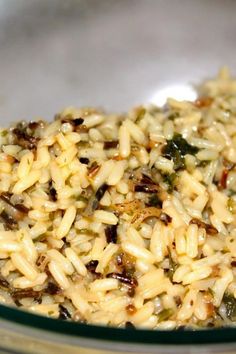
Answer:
[0,1,236,353]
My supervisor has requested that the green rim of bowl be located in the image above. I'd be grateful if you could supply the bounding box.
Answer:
[0,303,236,345]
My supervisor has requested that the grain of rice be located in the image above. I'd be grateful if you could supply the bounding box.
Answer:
[48,260,70,290]
[122,242,155,264]
[211,191,233,224]
[13,272,47,289]
[0,162,12,173]
[28,210,48,221]
[210,215,228,235]
[90,278,119,292]
[191,253,223,270]
[47,249,74,275]
[116,180,129,194]
[162,201,185,228]
[56,205,76,239]
[173,265,191,283]
[155,156,174,173]
[56,146,77,167]
[175,226,186,255]
[1,259,15,277]
[95,243,119,273]
[137,147,150,165]
[136,259,155,273]
[126,226,145,248]
[90,236,106,260]
[182,266,212,285]
[12,170,41,194]
[0,241,21,252]
[177,289,197,321]
[47,236,64,249]
[163,120,174,140]
[93,210,118,225]
[124,120,147,146]
[180,171,206,196]
[212,267,233,306]
[107,160,126,186]
[11,253,38,281]
[29,304,59,318]
[66,287,91,315]
[92,160,114,189]
[194,292,208,321]
[196,149,218,161]
[0,231,16,240]
[66,132,81,144]
[131,301,154,325]
[83,114,104,128]
[139,223,153,239]
[186,224,198,258]
[17,151,34,179]
[17,230,37,263]
[189,137,220,150]
[150,221,167,262]
[137,270,167,299]
[56,132,72,150]
[155,321,177,330]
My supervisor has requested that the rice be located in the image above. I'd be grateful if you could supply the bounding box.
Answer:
[119,123,130,158]
[1,68,236,329]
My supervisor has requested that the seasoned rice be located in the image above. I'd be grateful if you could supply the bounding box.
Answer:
[0,68,236,329]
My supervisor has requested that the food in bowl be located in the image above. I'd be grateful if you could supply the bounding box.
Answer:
[0,67,236,329]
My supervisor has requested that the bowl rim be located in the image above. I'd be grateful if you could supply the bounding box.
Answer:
[0,303,236,346]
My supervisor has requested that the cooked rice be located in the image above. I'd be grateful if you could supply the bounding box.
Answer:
[1,68,236,329]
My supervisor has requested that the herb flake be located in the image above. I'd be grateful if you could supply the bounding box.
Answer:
[162,133,199,170]
[222,293,236,321]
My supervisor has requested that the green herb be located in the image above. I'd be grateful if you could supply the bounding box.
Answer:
[135,107,146,123]
[224,109,232,115]
[222,293,236,321]
[0,130,7,137]
[163,173,177,193]
[76,195,88,203]
[34,233,47,242]
[157,308,174,322]
[167,112,180,121]
[167,254,178,281]
[198,160,210,167]
[148,194,162,207]
[162,133,199,170]
[208,287,215,298]
[227,198,235,212]
[228,189,236,197]
[77,141,89,148]
[149,106,162,114]
[0,275,10,290]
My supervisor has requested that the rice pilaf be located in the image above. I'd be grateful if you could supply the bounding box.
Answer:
[0,68,236,329]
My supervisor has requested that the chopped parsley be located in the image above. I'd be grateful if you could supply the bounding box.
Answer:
[167,112,180,121]
[0,130,7,137]
[163,173,177,193]
[222,293,236,321]
[157,309,174,322]
[147,194,162,207]
[135,107,146,123]
[198,160,210,167]
[162,133,199,170]
[167,253,178,281]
